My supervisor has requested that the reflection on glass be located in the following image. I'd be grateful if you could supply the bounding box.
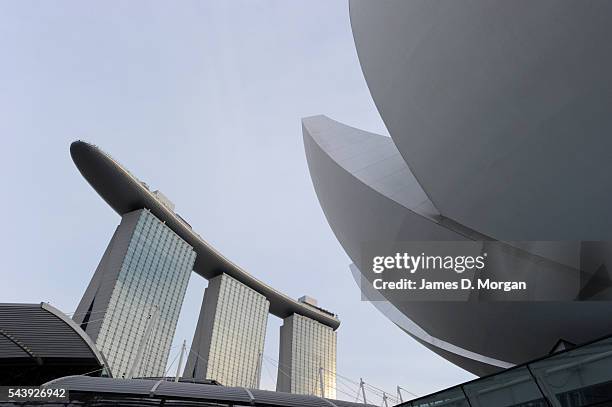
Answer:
[463,366,546,407]
[529,337,612,407]
[96,210,195,378]
[407,336,612,407]
[283,314,337,398]
[205,274,269,388]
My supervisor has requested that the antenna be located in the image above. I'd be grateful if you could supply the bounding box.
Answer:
[397,386,417,402]
[360,378,367,405]
[175,339,187,382]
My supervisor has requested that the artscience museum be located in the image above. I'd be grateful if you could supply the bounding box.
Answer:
[304,0,612,377]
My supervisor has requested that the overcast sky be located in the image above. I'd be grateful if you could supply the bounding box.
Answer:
[0,1,474,402]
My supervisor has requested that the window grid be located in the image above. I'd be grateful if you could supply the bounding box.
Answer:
[97,210,196,378]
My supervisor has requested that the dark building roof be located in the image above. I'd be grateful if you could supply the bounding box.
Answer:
[137,377,223,386]
[45,376,375,407]
[70,140,340,330]
[0,302,110,385]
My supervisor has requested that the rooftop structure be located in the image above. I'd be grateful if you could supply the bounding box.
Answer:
[70,141,339,331]
[43,376,374,407]
[0,302,110,385]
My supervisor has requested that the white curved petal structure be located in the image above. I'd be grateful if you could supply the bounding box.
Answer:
[303,115,612,376]
[349,0,612,241]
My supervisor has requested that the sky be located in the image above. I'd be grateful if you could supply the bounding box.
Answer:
[0,1,474,402]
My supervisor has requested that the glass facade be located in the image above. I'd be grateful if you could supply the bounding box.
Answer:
[404,335,612,407]
[277,314,337,398]
[79,209,195,378]
[187,273,269,388]
[463,367,547,407]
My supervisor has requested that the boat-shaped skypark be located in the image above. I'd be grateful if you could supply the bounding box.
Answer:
[70,141,339,395]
